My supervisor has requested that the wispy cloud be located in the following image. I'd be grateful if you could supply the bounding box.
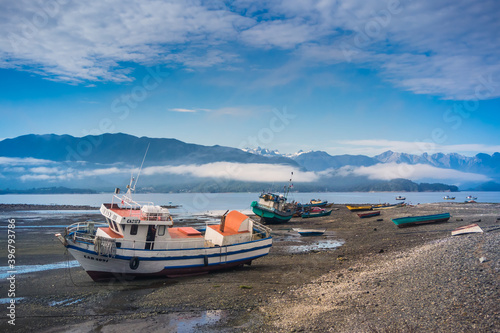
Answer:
[0,0,498,100]
[348,163,491,183]
[0,157,55,165]
[140,162,318,182]
[168,108,211,113]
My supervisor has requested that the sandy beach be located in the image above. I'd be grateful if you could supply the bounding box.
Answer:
[1,202,499,332]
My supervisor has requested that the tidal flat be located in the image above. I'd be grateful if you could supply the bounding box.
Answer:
[0,202,499,332]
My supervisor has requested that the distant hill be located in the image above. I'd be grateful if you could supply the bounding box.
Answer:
[0,133,298,166]
[0,133,498,193]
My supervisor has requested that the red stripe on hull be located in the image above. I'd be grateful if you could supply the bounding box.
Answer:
[86,259,253,282]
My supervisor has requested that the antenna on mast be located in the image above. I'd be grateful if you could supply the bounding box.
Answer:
[133,143,150,191]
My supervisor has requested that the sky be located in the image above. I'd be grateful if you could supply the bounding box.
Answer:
[1,0,500,158]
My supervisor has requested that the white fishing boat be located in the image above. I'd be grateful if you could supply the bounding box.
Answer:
[55,182,272,281]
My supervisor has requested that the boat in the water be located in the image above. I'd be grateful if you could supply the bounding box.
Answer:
[391,213,451,228]
[443,195,455,200]
[465,195,477,203]
[301,207,332,218]
[395,196,406,200]
[293,228,326,236]
[55,184,272,281]
[346,205,372,212]
[357,210,381,218]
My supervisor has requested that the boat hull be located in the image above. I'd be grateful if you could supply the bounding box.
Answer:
[301,210,332,218]
[251,201,294,224]
[346,205,372,212]
[65,237,272,281]
[357,211,380,218]
[391,213,451,228]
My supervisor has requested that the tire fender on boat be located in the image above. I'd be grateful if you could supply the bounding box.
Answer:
[129,257,140,270]
[203,255,209,266]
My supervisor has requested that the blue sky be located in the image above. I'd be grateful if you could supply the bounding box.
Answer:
[1,0,500,157]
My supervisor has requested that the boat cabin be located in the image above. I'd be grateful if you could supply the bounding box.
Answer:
[95,197,260,251]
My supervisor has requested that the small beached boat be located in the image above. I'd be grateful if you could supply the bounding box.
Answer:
[293,228,326,236]
[373,202,405,210]
[451,224,483,236]
[346,205,372,212]
[357,211,381,218]
[301,208,332,218]
[55,182,272,281]
[391,213,451,228]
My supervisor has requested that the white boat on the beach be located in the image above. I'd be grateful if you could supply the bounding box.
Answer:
[55,183,272,281]
[292,228,326,236]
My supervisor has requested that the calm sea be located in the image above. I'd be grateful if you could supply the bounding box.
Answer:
[1,191,498,216]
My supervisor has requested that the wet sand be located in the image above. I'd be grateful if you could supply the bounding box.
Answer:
[1,202,499,332]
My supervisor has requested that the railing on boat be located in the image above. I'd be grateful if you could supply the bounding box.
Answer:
[65,221,102,243]
[252,220,272,239]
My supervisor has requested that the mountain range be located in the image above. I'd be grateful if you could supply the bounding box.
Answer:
[0,133,499,193]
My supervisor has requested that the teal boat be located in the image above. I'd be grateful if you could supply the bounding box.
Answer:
[391,213,451,228]
[251,194,295,224]
[301,209,332,218]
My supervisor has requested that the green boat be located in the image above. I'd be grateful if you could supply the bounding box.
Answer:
[251,192,295,224]
[391,213,451,228]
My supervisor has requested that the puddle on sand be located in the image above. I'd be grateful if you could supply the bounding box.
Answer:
[286,239,345,253]
[0,297,25,304]
[0,261,80,279]
[172,310,226,332]
[49,297,83,307]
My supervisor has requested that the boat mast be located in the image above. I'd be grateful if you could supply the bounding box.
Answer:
[284,172,293,199]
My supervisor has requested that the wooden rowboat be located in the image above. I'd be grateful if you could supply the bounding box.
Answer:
[293,228,326,236]
[357,211,381,218]
[391,213,450,228]
[346,205,372,212]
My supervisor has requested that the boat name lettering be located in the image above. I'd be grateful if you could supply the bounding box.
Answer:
[84,255,109,262]
[126,219,140,224]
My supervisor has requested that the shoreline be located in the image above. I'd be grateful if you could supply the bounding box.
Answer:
[1,202,498,332]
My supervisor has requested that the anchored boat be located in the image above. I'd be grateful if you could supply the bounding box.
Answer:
[55,185,272,281]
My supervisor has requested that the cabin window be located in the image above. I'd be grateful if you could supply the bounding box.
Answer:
[121,225,126,233]
[158,225,166,236]
[116,242,121,248]
[130,224,138,235]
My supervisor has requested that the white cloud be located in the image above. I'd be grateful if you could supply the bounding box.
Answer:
[0,157,55,165]
[141,162,318,182]
[350,162,491,183]
[29,166,61,174]
[0,0,498,99]
[168,108,211,113]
